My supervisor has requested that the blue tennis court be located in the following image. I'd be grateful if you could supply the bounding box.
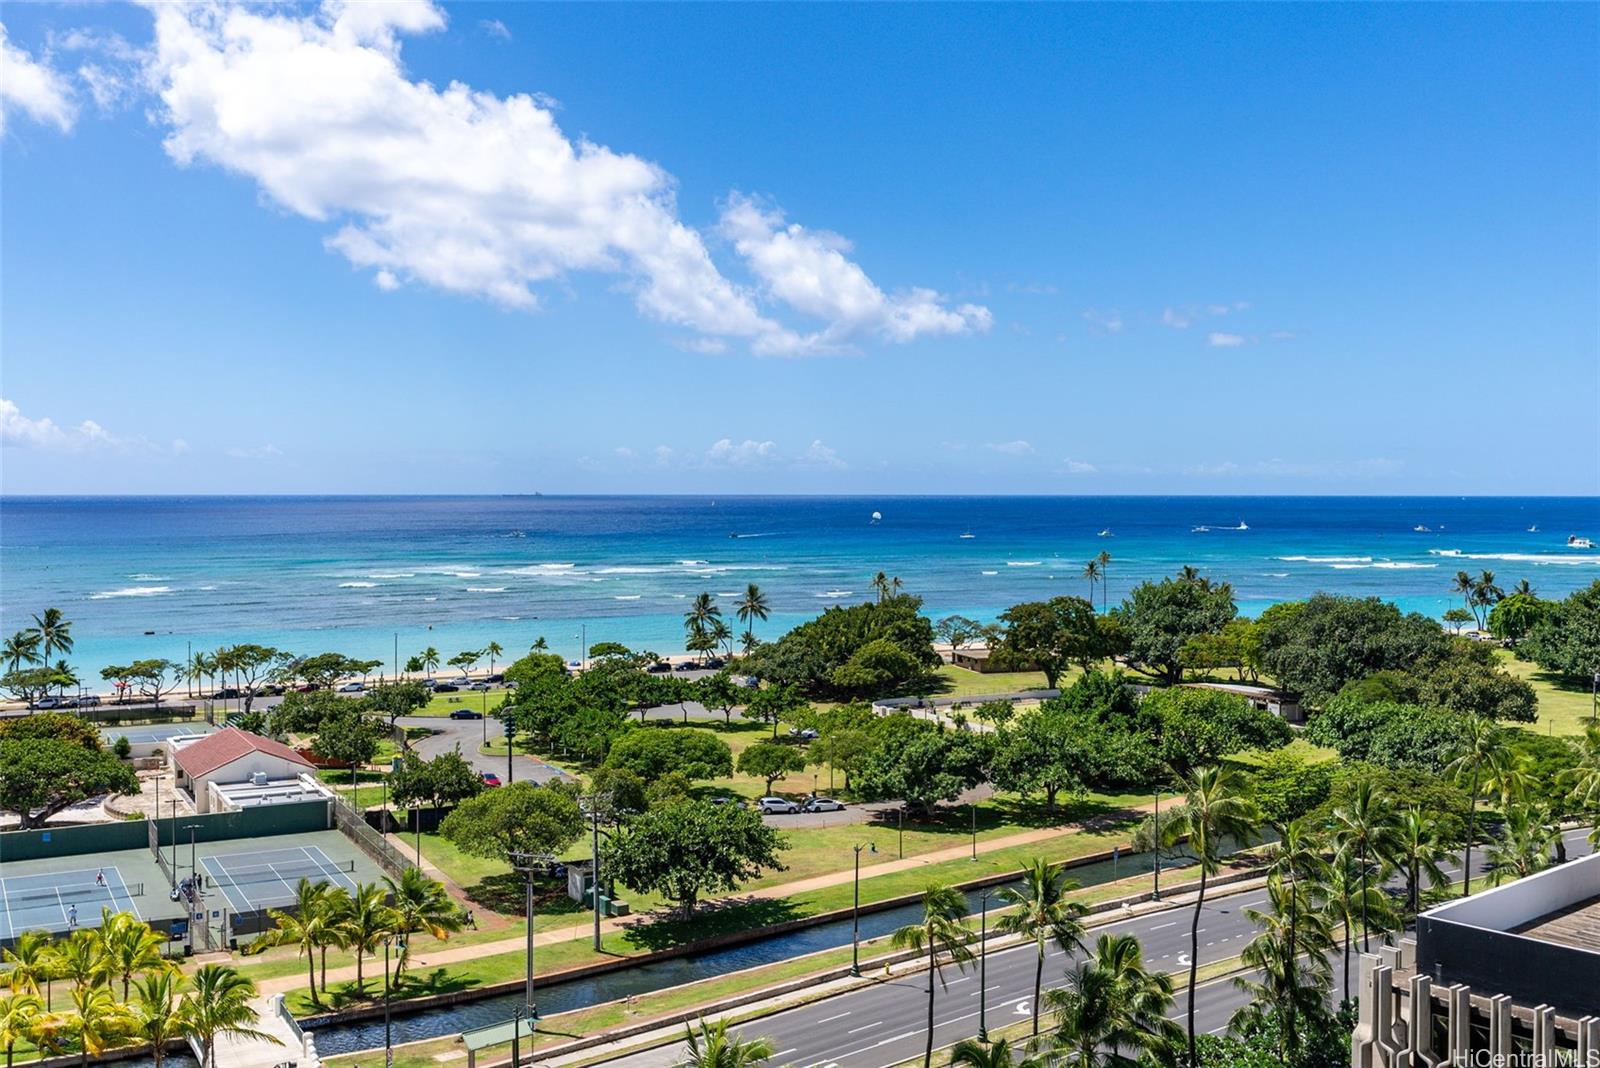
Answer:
[200,845,359,912]
[0,865,141,939]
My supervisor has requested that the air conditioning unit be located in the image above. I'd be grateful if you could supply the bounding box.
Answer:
[250,770,269,786]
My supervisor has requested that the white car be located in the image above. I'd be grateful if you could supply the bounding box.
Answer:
[803,797,845,813]
[757,797,801,815]
[336,681,365,693]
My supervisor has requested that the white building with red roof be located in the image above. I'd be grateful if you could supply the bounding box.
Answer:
[171,727,321,813]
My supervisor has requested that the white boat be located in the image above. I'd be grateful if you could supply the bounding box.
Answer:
[1191,525,1210,533]
[1570,535,1595,549]
[1097,529,1114,537]
[1413,525,1431,533]
[959,533,975,539]
[1233,521,1249,531]
[1528,525,1539,533]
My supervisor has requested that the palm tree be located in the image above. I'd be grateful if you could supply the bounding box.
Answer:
[0,992,43,1068]
[735,583,770,651]
[101,910,172,1000]
[995,857,1087,1037]
[24,608,73,663]
[1096,551,1112,611]
[56,929,109,995]
[484,640,504,674]
[1452,570,1477,626]
[246,880,339,1000]
[871,571,892,602]
[2,930,55,1000]
[1318,843,1394,1006]
[1445,715,1515,897]
[3,632,40,672]
[1081,559,1101,605]
[676,1017,775,1068]
[1330,781,1402,951]
[1389,808,1451,918]
[709,616,734,659]
[530,636,549,652]
[1048,935,1180,1068]
[133,970,188,1068]
[950,1037,1042,1068]
[1485,802,1558,886]
[68,984,130,1068]
[1511,578,1535,598]
[382,868,463,980]
[341,882,399,990]
[1257,818,1328,1054]
[1560,723,1600,815]
[181,965,276,1068]
[1473,570,1504,626]
[421,647,440,680]
[684,594,722,662]
[1137,765,1259,1068]
[1230,874,1335,1061]
[891,883,974,1068]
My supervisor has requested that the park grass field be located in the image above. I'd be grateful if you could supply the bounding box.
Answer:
[413,687,511,716]
[1499,650,1595,736]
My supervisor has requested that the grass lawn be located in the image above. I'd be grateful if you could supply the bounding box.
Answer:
[1499,650,1596,736]
[413,688,512,717]
[930,663,1053,698]
[1227,736,1339,767]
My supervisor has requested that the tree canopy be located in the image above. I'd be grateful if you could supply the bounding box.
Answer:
[604,727,733,782]
[1256,594,1449,706]
[0,739,139,828]
[1520,580,1600,682]
[439,781,583,862]
[602,800,786,917]
[992,596,1115,688]
[1114,572,1238,685]
[742,594,939,698]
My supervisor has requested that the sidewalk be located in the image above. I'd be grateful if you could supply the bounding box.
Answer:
[257,807,1157,996]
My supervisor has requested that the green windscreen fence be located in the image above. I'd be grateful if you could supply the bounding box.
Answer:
[0,799,332,863]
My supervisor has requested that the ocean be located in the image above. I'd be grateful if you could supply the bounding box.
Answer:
[2,496,1597,681]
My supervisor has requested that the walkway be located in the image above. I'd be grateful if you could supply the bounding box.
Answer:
[206,993,319,1067]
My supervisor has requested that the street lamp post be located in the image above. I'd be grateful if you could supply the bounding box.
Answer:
[977,890,993,1042]
[505,718,515,786]
[414,805,423,869]
[169,799,180,887]
[1152,787,1162,901]
[508,850,551,1055]
[849,841,876,976]
[383,937,394,1068]
[898,807,905,859]
[970,802,977,861]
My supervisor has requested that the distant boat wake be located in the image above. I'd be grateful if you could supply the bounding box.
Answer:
[728,532,777,539]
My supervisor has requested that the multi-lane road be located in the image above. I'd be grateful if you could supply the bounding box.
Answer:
[587,827,1594,1068]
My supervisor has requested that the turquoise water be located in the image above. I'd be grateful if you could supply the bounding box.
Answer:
[2,496,1596,679]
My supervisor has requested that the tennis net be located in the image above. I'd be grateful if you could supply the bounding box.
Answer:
[3,882,144,908]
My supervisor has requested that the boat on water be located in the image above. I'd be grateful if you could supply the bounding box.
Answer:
[1097,529,1114,537]
[1233,521,1249,530]
[1569,535,1595,549]
[959,533,975,539]
[1191,525,1210,533]
[1413,525,1432,533]
[1528,525,1539,533]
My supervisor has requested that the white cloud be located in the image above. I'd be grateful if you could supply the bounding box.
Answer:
[140,2,988,355]
[797,439,846,470]
[374,269,400,291]
[1161,307,1193,329]
[1268,330,1296,341]
[985,440,1034,456]
[1162,301,1251,330]
[0,397,181,454]
[1062,458,1097,474]
[1081,308,1123,334]
[226,443,283,460]
[1206,332,1246,348]
[0,23,77,134]
[1186,457,1402,479]
[478,18,511,41]
[705,438,777,467]
[613,446,635,459]
[719,194,990,353]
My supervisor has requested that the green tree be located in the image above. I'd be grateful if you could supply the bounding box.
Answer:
[367,680,431,731]
[180,965,275,1068]
[483,640,504,673]
[678,1017,776,1068]
[1487,592,1547,647]
[1415,641,1537,722]
[421,647,441,679]
[23,608,73,664]
[933,615,984,656]
[1330,780,1401,952]
[132,971,187,1068]
[447,649,481,679]
[1388,808,1451,918]
[1318,844,1395,1005]
[1179,618,1265,682]
[101,910,171,1001]
[990,706,1084,812]
[949,1037,1043,1068]
[809,727,873,791]
[1520,580,1600,682]
[1229,875,1336,1062]
[1144,687,1291,774]
[854,720,990,815]
[1047,933,1181,1067]
[213,644,289,714]
[0,739,139,828]
[736,584,771,652]
[311,707,383,789]
[1256,594,1450,707]
[684,593,723,662]
[1136,765,1260,1067]
[382,868,463,979]
[890,883,973,1068]
[0,991,43,1068]
[339,882,399,990]
[1441,608,1473,635]
[744,684,807,739]
[993,596,1105,688]
[439,781,584,863]
[68,983,132,1068]
[1115,572,1238,685]
[0,711,101,748]
[1444,716,1516,897]
[830,638,926,697]
[244,880,343,1001]
[3,631,41,673]
[995,858,1087,1037]
[602,801,786,917]
[1484,802,1558,885]
[606,728,733,781]
[737,740,807,794]
[696,671,743,724]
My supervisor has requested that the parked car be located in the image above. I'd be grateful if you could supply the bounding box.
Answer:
[469,681,492,691]
[448,708,484,720]
[336,682,365,693]
[211,688,240,699]
[481,772,502,787]
[77,694,101,707]
[33,696,64,709]
[701,658,725,670]
[433,683,460,693]
[788,727,820,740]
[645,661,672,674]
[295,683,318,693]
[709,795,744,807]
[483,673,504,684]
[757,796,801,815]
[260,684,286,697]
[419,678,438,690]
[673,661,698,672]
[803,797,845,813]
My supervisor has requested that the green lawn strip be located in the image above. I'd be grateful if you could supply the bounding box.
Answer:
[413,689,513,717]
[1499,651,1596,736]
[930,663,1055,698]
[1225,736,1339,767]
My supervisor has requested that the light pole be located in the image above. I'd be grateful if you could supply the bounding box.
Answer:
[508,850,552,1052]
[849,841,876,976]
[505,717,515,786]
[898,807,905,859]
[169,799,180,888]
[582,797,605,952]
[970,802,978,861]
[383,936,395,1068]
[1152,787,1162,901]
[414,804,423,869]
[977,889,993,1042]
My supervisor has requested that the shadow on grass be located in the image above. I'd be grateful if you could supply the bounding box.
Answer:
[463,872,583,917]
[862,796,1143,840]
[296,966,481,1012]
[614,896,806,953]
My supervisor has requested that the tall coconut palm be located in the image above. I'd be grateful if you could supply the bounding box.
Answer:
[676,1017,775,1068]
[890,883,973,1068]
[1560,723,1600,815]
[684,593,722,662]
[246,880,339,1000]
[1096,551,1112,612]
[709,616,734,659]
[56,930,109,996]
[341,882,399,990]
[1230,874,1335,1061]
[132,970,188,1068]
[1473,570,1504,626]
[1318,843,1395,1006]
[950,1036,1044,1068]
[1512,578,1535,598]
[68,984,130,1068]
[382,868,463,980]
[101,910,172,1001]
[421,647,441,679]
[1,931,55,999]
[1048,935,1180,1068]
[1137,765,1259,1068]
[871,571,892,601]
[23,609,73,664]
[1389,808,1451,918]
[484,641,503,674]
[0,992,43,1068]
[1445,715,1515,897]
[1452,570,1477,625]
[181,965,276,1068]
[1485,802,1559,886]
[2,632,40,672]
[1258,818,1328,1054]
[735,583,770,651]
[994,857,1088,1037]
[1330,781,1402,951]
[1081,559,1101,605]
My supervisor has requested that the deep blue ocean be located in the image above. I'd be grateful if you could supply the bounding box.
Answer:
[2,496,1597,680]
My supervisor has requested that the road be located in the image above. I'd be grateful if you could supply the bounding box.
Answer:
[584,827,1593,1068]
[397,714,568,785]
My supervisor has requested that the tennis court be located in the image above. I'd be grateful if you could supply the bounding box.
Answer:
[0,864,142,939]
[201,844,360,912]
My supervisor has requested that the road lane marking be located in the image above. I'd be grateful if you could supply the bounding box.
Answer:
[847,1022,881,1034]
[1149,921,1177,930]
[817,1012,852,1024]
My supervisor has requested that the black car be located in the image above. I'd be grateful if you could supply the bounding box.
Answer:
[483,673,504,684]
[645,661,671,673]
[673,661,697,672]
[211,688,240,699]
[448,708,483,720]
[433,682,460,692]
[701,658,725,670]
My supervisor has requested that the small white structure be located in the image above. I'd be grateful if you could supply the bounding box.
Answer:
[171,727,318,813]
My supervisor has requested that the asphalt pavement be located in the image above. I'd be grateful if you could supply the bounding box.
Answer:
[397,714,568,784]
[584,827,1594,1068]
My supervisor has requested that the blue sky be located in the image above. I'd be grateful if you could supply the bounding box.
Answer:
[2,2,1595,496]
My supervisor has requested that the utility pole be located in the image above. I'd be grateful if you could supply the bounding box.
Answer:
[1152,787,1162,901]
[850,841,875,976]
[508,849,553,1060]
[977,890,993,1042]
[505,717,515,786]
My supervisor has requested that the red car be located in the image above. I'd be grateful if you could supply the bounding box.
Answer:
[481,772,502,787]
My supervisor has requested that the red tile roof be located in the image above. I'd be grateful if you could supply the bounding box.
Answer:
[173,727,315,779]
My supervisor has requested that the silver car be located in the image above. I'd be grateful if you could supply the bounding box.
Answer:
[757,796,801,815]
